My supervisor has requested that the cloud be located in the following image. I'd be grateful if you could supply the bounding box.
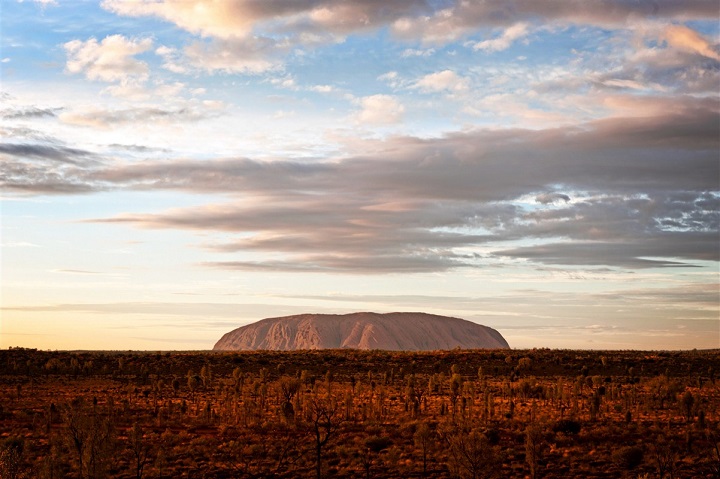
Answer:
[101,0,426,72]
[0,140,101,194]
[391,1,717,44]
[663,24,720,61]
[0,143,95,165]
[536,193,571,204]
[401,48,435,57]
[102,0,261,39]
[413,70,470,93]
[610,24,720,94]
[98,0,719,74]
[533,23,720,97]
[495,234,718,269]
[596,282,720,307]
[355,94,404,124]
[1,164,97,194]
[203,254,467,274]
[309,84,334,93]
[18,0,57,6]
[6,97,718,269]
[471,22,529,52]
[377,71,403,89]
[59,103,223,129]
[51,269,103,275]
[64,35,153,83]
[155,45,188,74]
[101,0,717,44]
[102,0,428,39]
[183,37,288,74]
[1,106,62,119]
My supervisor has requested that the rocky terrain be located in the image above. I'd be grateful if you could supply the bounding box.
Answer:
[213,312,509,350]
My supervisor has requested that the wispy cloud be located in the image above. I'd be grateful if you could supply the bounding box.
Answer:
[59,104,222,129]
[51,269,104,274]
[413,70,470,93]
[470,22,529,52]
[1,106,62,119]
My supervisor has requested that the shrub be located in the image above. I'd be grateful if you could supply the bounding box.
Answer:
[612,445,644,470]
[365,436,392,453]
[485,427,501,446]
[553,419,581,435]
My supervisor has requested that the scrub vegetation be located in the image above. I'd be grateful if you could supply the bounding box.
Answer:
[1,348,719,478]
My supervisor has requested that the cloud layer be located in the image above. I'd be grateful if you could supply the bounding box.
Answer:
[4,97,717,272]
[99,0,720,73]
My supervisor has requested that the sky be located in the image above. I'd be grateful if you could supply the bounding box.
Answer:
[1,0,719,351]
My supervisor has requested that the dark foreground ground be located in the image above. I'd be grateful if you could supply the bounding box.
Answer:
[1,348,719,478]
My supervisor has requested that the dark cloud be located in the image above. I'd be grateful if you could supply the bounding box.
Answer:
[0,168,97,194]
[534,31,720,97]
[631,55,720,95]
[495,236,717,269]
[536,193,570,204]
[516,194,719,240]
[7,104,719,270]
[0,143,94,165]
[0,142,101,194]
[1,107,62,119]
[78,100,719,199]
[390,0,717,42]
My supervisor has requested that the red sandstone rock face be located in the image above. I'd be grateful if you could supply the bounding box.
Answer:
[213,312,509,351]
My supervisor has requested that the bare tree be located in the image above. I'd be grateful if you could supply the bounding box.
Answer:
[651,434,678,479]
[63,398,115,479]
[306,395,342,479]
[414,422,433,477]
[64,401,91,478]
[278,376,301,423]
[441,422,502,479]
[127,423,151,479]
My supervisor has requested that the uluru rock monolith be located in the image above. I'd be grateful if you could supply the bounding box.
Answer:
[213,312,509,351]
